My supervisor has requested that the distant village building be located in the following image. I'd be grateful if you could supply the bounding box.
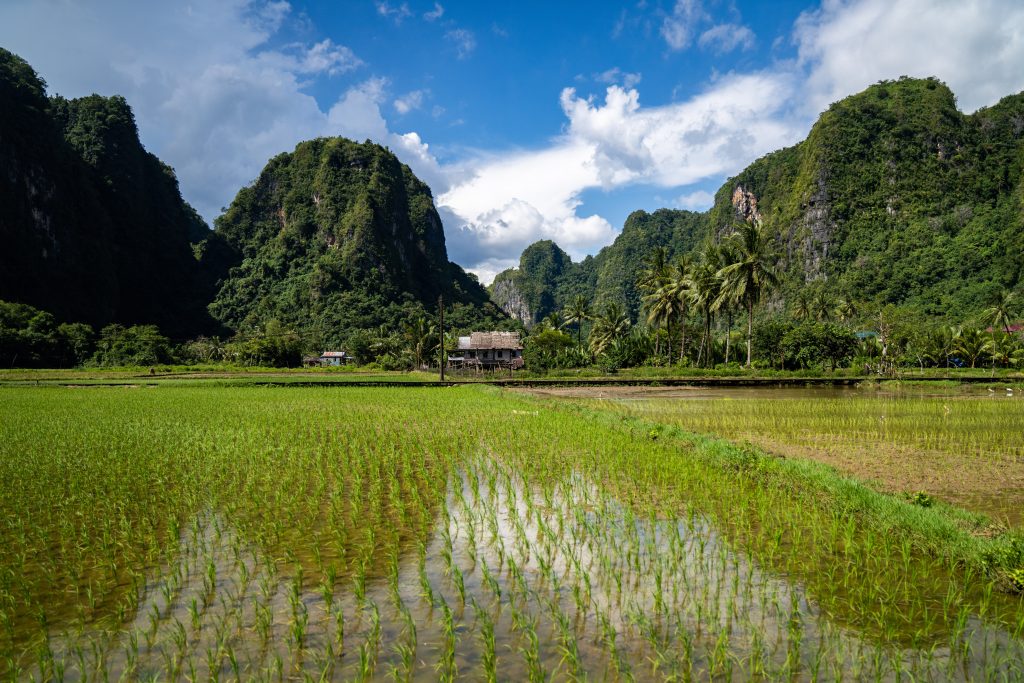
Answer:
[449,331,524,369]
[303,350,355,367]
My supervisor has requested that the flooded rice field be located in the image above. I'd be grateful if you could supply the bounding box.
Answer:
[525,383,1024,525]
[1,385,1023,680]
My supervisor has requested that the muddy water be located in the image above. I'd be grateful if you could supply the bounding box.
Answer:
[17,458,1024,681]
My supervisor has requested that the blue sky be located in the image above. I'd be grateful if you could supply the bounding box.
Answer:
[2,1,1023,282]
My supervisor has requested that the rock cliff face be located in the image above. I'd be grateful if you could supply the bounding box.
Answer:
[792,173,834,282]
[730,186,762,225]
[490,274,532,326]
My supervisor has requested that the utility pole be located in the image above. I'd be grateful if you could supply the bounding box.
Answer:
[438,294,445,382]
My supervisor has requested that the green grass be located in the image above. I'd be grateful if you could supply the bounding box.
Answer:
[583,386,1024,524]
[1,385,1022,680]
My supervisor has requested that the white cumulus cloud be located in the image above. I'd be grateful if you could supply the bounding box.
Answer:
[795,0,1024,113]
[594,67,643,89]
[675,190,716,210]
[393,89,426,115]
[438,74,803,280]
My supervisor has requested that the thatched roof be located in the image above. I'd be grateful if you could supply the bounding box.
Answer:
[457,331,522,350]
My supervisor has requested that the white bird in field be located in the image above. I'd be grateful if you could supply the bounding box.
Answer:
[989,387,995,393]
[1008,387,1014,395]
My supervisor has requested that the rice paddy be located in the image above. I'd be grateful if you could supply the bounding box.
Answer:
[557,384,1024,525]
[2,385,1024,681]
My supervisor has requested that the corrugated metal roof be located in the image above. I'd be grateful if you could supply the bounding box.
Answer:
[457,331,522,350]
[321,351,350,358]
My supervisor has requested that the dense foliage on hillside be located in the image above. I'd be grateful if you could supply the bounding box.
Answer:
[490,209,708,325]
[496,78,1024,328]
[1,50,512,362]
[709,77,1024,319]
[201,137,512,348]
[0,48,212,337]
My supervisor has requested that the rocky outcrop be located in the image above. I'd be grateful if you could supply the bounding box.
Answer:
[490,272,532,326]
[795,173,834,281]
[730,185,762,224]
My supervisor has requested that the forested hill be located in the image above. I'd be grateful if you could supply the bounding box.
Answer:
[0,48,212,337]
[199,137,508,340]
[493,77,1024,326]
[491,211,708,326]
[1,48,508,345]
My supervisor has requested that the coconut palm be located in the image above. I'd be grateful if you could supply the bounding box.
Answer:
[920,326,955,369]
[403,316,437,369]
[643,284,674,359]
[562,295,592,346]
[812,291,833,322]
[638,247,672,357]
[589,302,631,357]
[638,247,671,296]
[981,290,1019,371]
[953,327,988,368]
[714,243,739,364]
[988,331,1020,368]
[690,246,722,368]
[790,291,812,321]
[717,222,780,368]
[665,255,694,363]
[835,298,857,325]
[982,290,1018,335]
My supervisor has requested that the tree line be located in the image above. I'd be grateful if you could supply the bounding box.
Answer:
[523,223,1024,374]
[2,220,1021,373]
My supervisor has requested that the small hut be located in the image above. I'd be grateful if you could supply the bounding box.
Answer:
[305,351,355,367]
[449,331,524,369]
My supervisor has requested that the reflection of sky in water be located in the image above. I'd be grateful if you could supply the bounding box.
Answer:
[20,458,1024,681]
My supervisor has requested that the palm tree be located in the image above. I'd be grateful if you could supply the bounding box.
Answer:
[717,221,780,368]
[714,243,739,364]
[638,247,672,357]
[812,291,833,322]
[589,302,631,357]
[982,290,1018,335]
[920,326,955,369]
[988,331,1019,368]
[790,291,812,321]
[638,246,671,295]
[834,298,857,325]
[562,295,591,346]
[690,246,722,368]
[981,290,1018,372]
[665,256,694,363]
[643,285,672,359]
[953,327,988,368]
[403,316,436,369]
